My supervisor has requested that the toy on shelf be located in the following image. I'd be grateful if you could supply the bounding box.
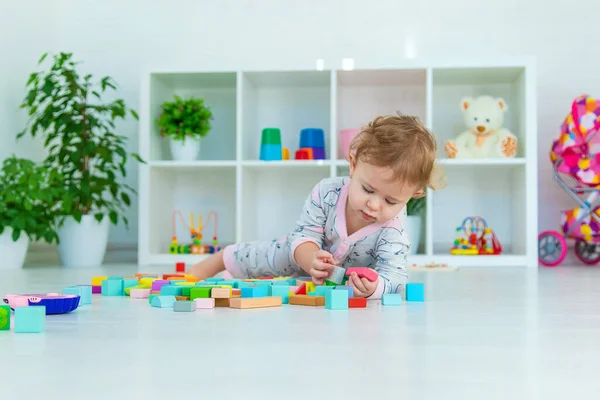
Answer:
[169,210,221,255]
[3,293,80,314]
[450,216,502,255]
[299,128,325,160]
[444,95,518,159]
[260,128,282,161]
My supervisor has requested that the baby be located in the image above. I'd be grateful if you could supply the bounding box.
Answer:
[189,113,446,299]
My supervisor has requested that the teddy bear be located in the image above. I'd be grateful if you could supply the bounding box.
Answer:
[444,95,518,159]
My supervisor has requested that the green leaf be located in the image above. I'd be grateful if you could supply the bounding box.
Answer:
[109,211,118,224]
[130,109,139,120]
[121,192,131,206]
[12,228,21,242]
[94,213,104,223]
[38,52,48,64]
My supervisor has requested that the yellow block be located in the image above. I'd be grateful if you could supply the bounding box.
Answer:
[139,278,158,288]
[91,276,108,286]
[305,282,316,293]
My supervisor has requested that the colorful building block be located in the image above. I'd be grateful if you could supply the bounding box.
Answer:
[160,285,183,296]
[92,286,101,294]
[101,278,124,296]
[195,298,215,309]
[206,277,224,283]
[229,297,282,309]
[289,295,325,306]
[122,279,139,295]
[325,290,348,310]
[348,297,367,308]
[14,306,45,333]
[175,262,186,273]
[214,298,230,307]
[148,294,158,304]
[91,276,108,286]
[190,287,212,300]
[315,286,335,296]
[173,301,196,312]
[241,287,267,298]
[271,286,290,304]
[131,289,151,299]
[151,296,177,308]
[335,286,354,298]
[211,288,232,298]
[0,305,10,331]
[382,293,402,306]
[328,266,346,285]
[345,267,378,282]
[63,285,92,305]
[406,283,425,302]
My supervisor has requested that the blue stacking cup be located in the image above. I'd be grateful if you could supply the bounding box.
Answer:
[299,128,325,149]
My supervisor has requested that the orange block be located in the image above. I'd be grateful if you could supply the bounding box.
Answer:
[348,297,367,308]
[211,288,232,298]
[175,296,190,301]
[289,295,325,306]
[229,297,282,309]
[215,298,230,307]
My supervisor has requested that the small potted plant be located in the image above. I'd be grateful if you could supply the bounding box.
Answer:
[0,156,64,269]
[17,52,144,268]
[406,195,426,254]
[157,95,213,161]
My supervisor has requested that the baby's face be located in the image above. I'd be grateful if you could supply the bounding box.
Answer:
[348,159,419,225]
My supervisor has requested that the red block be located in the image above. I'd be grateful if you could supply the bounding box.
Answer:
[348,297,367,308]
[295,148,314,160]
[345,267,378,282]
[294,282,307,295]
[175,262,185,273]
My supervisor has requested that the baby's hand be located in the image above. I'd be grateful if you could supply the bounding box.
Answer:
[310,250,339,285]
[347,272,377,298]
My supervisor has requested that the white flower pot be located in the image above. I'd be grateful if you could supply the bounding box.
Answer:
[170,137,200,161]
[0,227,30,269]
[405,215,422,254]
[57,215,110,268]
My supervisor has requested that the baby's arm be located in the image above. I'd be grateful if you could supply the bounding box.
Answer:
[367,226,410,300]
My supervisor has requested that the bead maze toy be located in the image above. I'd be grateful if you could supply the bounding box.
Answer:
[450,216,502,255]
[169,210,221,255]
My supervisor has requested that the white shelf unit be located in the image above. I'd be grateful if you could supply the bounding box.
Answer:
[138,59,537,268]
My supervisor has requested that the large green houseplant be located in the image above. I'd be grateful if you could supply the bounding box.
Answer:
[0,156,64,269]
[16,52,144,267]
[157,95,213,161]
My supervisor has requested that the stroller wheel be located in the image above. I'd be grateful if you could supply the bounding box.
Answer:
[538,230,567,267]
[574,240,600,265]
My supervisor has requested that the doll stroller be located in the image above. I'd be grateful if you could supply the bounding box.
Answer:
[539,94,600,266]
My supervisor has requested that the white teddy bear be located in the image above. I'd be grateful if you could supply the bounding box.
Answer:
[444,95,518,159]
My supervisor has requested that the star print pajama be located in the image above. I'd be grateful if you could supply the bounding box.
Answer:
[222,176,411,299]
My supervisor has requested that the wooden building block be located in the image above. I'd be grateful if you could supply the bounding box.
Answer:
[328,266,346,285]
[195,298,215,309]
[190,287,212,300]
[325,290,348,310]
[101,278,124,296]
[345,267,378,282]
[91,276,108,286]
[214,298,230,307]
[271,286,290,304]
[289,295,325,307]
[241,287,267,298]
[335,286,354,298]
[315,286,335,296]
[173,301,196,312]
[0,305,10,330]
[211,288,232,298]
[294,282,307,295]
[14,306,45,333]
[229,297,282,309]
[175,296,190,301]
[231,289,241,298]
[131,289,151,299]
[406,283,425,302]
[382,293,402,306]
[348,297,367,308]
[151,295,177,308]
[160,285,183,296]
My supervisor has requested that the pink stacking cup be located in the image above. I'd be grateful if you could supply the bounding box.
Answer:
[339,128,360,160]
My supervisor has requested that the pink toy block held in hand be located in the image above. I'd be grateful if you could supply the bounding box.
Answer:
[345,267,378,283]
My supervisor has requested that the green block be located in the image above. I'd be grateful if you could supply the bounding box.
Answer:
[181,287,193,296]
[271,286,290,304]
[14,306,46,333]
[190,287,212,300]
[324,280,338,286]
[0,305,10,331]
[102,278,124,296]
[325,290,348,310]
[122,279,139,295]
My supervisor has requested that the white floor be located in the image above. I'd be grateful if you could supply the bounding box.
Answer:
[1,263,600,399]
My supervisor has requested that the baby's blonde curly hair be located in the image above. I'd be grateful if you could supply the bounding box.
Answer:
[349,113,447,197]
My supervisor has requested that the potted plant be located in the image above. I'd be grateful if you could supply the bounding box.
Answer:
[0,156,64,269]
[157,95,213,161]
[406,196,426,254]
[16,52,144,268]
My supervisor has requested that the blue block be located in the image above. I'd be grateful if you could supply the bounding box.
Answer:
[335,286,354,298]
[382,293,402,306]
[315,286,335,296]
[206,277,224,283]
[260,144,282,161]
[122,279,139,295]
[272,280,291,286]
[406,283,425,302]
[151,296,177,308]
[14,306,46,333]
[271,286,290,304]
[63,286,92,305]
[325,290,348,310]
[241,287,267,298]
[237,282,257,289]
[102,278,124,296]
[160,285,183,296]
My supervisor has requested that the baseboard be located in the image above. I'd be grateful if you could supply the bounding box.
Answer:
[25,242,138,265]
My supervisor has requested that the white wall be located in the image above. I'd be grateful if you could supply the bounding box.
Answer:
[1,0,597,247]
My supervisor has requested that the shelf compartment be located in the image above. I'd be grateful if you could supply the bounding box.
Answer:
[147,165,236,259]
[148,72,237,162]
[431,163,526,257]
[432,66,527,159]
[241,70,331,161]
[336,69,428,160]
[240,166,330,242]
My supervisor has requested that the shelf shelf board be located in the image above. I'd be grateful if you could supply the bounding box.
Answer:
[437,158,526,166]
[242,160,332,169]
[148,160,237,169]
